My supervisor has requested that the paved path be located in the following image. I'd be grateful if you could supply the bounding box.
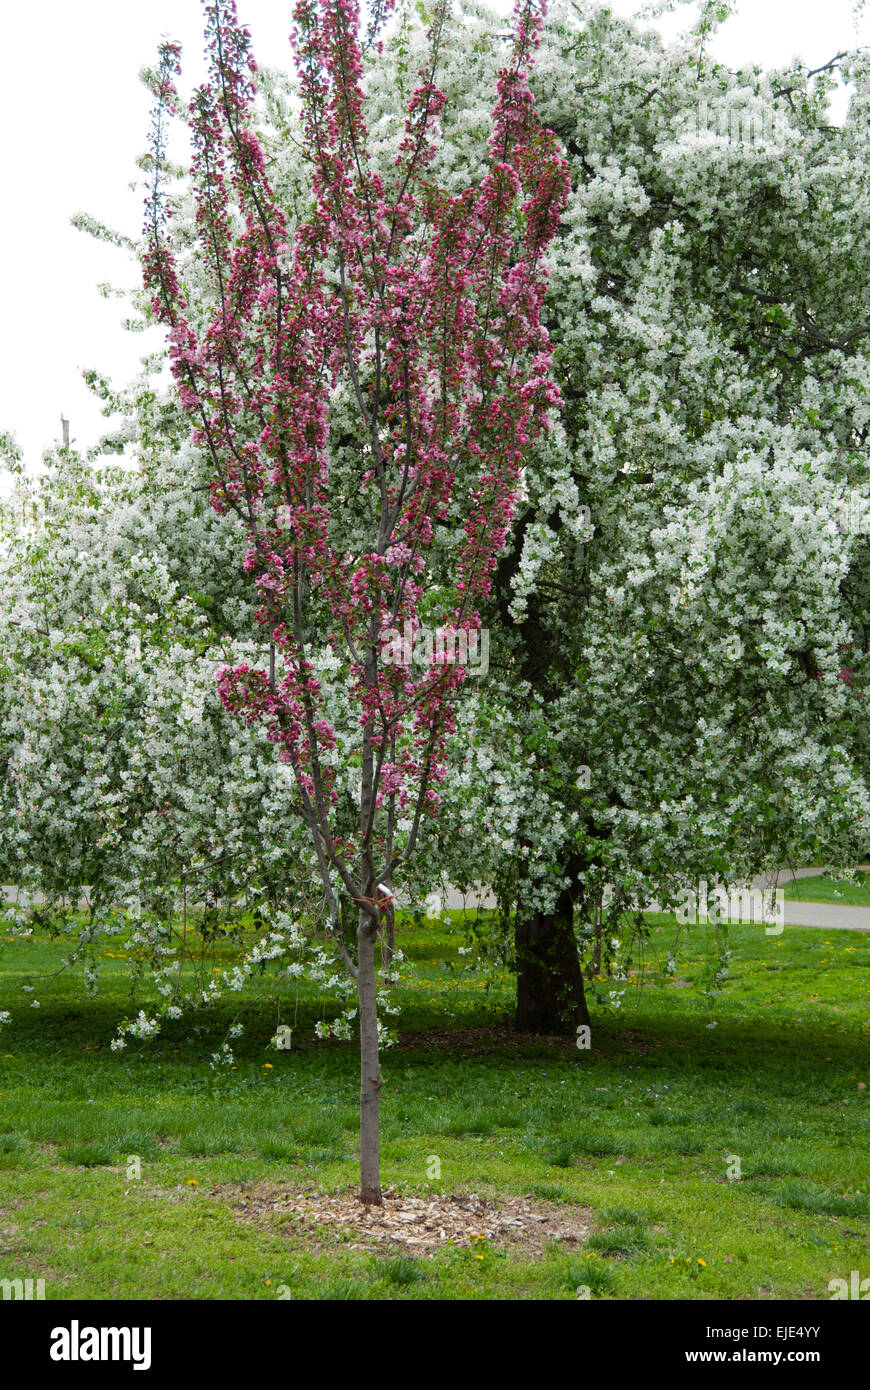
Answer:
[6,870,870,932]
[443,868,870,932]
[773,902,870,932]
[746,866,870,932]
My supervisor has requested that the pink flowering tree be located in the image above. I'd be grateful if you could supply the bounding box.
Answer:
[143,0,568,1203]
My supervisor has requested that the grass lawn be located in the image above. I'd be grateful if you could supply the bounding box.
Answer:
[0,908,868,1300]
[784,872,870,907]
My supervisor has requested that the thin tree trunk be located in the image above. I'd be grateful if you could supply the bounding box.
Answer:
[514,884,590,1034]
[357,912,383,1205]
[382,897,395,967]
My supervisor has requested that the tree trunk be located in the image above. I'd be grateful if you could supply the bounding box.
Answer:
[381,897,395,968]
[514,886,590,1034]
[357,913,383,1204]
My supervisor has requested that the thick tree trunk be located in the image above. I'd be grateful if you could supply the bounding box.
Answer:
[514,886,590,1034]
[357,913,383,1204]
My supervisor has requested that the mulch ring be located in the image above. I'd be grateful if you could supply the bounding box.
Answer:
[216,1183,592,1256]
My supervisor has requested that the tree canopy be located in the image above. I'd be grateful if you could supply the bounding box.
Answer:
[2,0,869,1062]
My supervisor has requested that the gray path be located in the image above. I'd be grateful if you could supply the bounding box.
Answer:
[771,901,870,932]
[5,870,870,932]
[443,868,870,932]
[748,866,870,932]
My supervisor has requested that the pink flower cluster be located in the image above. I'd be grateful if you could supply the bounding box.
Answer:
[143,0,569,886]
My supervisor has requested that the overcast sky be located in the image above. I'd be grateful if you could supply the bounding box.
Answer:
[1,0,866,478]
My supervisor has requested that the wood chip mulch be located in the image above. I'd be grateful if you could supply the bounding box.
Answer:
[217,1183,592,1256]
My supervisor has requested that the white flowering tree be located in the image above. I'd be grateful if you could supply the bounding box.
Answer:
[0,434,339,1010]
[4,0,870,1070]
[368,0,870,1029]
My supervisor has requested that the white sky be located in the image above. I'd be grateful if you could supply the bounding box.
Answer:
[0,0,866,479]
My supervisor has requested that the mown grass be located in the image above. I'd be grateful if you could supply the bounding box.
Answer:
[784,872,870,907]
[0,907,867,1300]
